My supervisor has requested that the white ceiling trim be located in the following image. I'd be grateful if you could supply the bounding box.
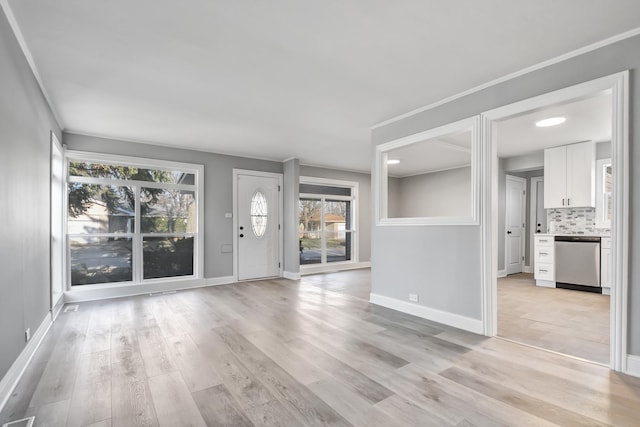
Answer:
[0,0,62,128]
[371,26,640,130]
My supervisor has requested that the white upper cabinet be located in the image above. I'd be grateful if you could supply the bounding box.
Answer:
[544,141,595,209]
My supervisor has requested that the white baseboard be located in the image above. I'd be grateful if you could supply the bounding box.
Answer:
[369,293,484,335]
[51,300,64,321]
[0,312,52,413]
[282,271,301,280]
[301,261,371,276]
[626,354,640,378]
[64,276,235,303]
[497,269,507,278]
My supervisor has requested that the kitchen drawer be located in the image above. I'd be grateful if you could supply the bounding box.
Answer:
[601,237,611,249]
[535,235,554,247]
[535,262,554,281]
[535,246,555,264]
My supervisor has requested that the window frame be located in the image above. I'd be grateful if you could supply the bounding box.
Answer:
[299,176,358,268]
[64,150,204,289]
[595,158,612,229]
[374,116,481,226]
[297,176,360,273]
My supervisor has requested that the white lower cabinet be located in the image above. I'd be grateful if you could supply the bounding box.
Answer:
[534,235,555,288]
[601,237,611,294]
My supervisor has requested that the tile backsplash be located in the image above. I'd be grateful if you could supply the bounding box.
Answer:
[547,208,610,235]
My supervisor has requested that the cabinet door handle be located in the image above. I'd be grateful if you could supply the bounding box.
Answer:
[567,198,570,205]
[539,252,548,255]
[539,269,548,273]
[562,198,565,206]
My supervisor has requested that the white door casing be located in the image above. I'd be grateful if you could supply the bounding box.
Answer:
[482,71,629,372]
[529,176,545,273]
[505,175,526,275]
[234,170,283,281]
[50,132,64,312]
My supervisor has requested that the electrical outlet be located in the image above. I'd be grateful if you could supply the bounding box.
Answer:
[25,328,30,342]
[409,294,419,303]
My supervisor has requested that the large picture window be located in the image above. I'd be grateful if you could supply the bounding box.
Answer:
[299,178,357,266]
[66,153,202,286]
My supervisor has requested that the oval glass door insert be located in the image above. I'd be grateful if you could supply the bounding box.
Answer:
[250,190,268,237]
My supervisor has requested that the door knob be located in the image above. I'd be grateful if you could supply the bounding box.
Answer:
[240,226,244,230]
[507,231,512,234]
[240,234,244,238]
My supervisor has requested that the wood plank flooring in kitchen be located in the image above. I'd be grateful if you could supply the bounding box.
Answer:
[498,273,610,364]
[2,269,639,427]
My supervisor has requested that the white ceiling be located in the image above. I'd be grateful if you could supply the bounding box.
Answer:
[6,1,640,172]
[496,91,612,158]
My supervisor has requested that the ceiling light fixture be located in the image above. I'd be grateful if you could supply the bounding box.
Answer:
[387,159,400,165]
[535,117,566,127]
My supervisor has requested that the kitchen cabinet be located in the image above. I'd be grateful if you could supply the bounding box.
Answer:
[601,237,611,294]
[544,141,595,209]
[534,235,555,287]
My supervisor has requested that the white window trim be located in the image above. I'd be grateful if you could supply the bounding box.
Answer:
[64,150,204,290]
[373,116,481,226]
[299,176,359,269]
[596,158,612,229]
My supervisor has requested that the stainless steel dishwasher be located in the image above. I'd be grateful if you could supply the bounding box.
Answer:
[555,236,601,291]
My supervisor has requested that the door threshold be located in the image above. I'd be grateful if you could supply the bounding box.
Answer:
[494,335,610,368]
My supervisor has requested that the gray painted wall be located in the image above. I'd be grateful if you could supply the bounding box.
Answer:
[387,177,402,219]
[63,133,283,278]
[0,10,61,379]
[283,159,300,274]
[372,34,640,355]
[394,167,471,218]
[300,166,371,262]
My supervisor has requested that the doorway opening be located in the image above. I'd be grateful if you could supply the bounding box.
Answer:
[482,72,629,370]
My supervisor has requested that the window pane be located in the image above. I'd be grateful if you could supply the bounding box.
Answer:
[324,200,351,230]
[326,232,352,263]
[143,237,194,279]
[299,232,321,265]
[69,161,195,184]
[67,184,134,234]
[251,191,268,237]
[298,199,322,232]
[70,237,132,285]
[141,189,195,233]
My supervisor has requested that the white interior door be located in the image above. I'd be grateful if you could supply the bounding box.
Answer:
[51,133,64,309]
[506,175,526,275]
[237,173,281,280]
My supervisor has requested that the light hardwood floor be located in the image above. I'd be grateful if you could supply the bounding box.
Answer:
[498,273,610,364]
[2,270,639,426]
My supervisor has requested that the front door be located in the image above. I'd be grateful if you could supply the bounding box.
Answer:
[506,175,526,275]
[236,172,281,280]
